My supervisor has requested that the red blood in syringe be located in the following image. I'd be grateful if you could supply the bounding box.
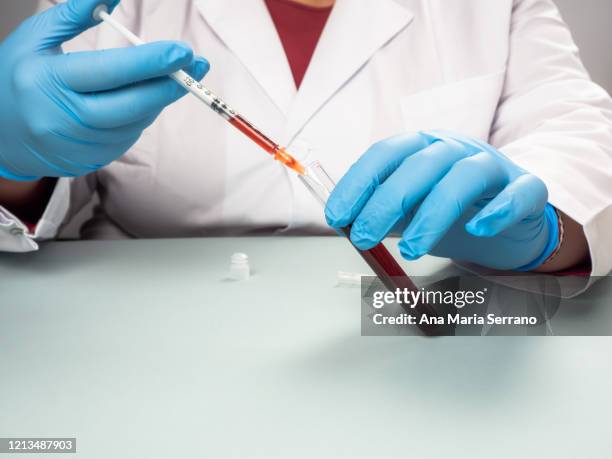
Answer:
[229,115,305,175]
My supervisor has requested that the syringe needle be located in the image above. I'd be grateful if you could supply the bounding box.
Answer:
[92,4,305,175]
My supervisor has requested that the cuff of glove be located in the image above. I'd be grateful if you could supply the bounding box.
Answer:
[515,204,560,272]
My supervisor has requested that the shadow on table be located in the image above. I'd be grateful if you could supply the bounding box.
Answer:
[279,333,532,411]
[279,276,611,408]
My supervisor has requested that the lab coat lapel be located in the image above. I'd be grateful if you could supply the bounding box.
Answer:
[195,0,296,116]
[285,0,414,143]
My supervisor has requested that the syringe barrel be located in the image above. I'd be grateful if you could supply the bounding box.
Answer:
[170,71,237,120]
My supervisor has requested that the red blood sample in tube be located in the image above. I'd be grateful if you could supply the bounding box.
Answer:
[341,227,441,335]
[340,227,416,291]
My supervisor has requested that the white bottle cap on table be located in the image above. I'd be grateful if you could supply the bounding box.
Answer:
[230,253,250,281]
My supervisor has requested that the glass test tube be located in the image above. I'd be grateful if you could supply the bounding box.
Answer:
[299,161,442,335]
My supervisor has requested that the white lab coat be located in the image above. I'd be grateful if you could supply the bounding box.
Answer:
[2,0,612,278]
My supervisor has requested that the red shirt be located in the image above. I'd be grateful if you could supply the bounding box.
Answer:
[265,0,333,88]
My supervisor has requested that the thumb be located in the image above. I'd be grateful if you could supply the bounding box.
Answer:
[32,0,120,49]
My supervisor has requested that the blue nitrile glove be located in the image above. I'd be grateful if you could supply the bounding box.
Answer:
[325,131,560,271]
[0,0,209,180]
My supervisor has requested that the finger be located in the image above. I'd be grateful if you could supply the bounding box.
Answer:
[349,139,471,250]
[29,135,136,177]
[465,174,549,237]
[45,123,149,172]
[47,111,157,162]
[325,133,432,228]
[32,0,121,48]
[398,152,508,260]
[74,57,209,128]
[55,41,201,92]
[59,57,206,139]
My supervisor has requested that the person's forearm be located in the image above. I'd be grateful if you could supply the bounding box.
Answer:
[0,178,57,223]
[534,210,590,273]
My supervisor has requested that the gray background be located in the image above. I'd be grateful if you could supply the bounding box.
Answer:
[1,0,611,93]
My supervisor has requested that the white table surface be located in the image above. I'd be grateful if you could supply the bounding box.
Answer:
[1,237,611,458]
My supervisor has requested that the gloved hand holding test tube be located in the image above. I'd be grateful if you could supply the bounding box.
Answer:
[300,162,441,334]
[94,5,440,333]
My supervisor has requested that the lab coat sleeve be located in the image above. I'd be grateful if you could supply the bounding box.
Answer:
[489,0,612,277]
[0,174,100,253]
[0,179,71,252]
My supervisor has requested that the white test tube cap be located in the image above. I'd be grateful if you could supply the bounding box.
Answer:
[230,253,251,281]
[93,4,109,21]
[337,271,366,287]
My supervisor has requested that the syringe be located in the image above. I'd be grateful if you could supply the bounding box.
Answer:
[92,4,305,175]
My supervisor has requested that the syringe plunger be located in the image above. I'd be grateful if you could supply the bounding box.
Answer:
[92,4,109,22]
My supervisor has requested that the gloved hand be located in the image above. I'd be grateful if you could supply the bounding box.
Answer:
[325,131,560,271]
[0,0,209,180]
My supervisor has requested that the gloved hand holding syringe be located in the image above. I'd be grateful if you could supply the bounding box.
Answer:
[93,4,305,175]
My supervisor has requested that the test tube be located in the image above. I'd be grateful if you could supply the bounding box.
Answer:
[300,161,442,334]
[299,161,420,293]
